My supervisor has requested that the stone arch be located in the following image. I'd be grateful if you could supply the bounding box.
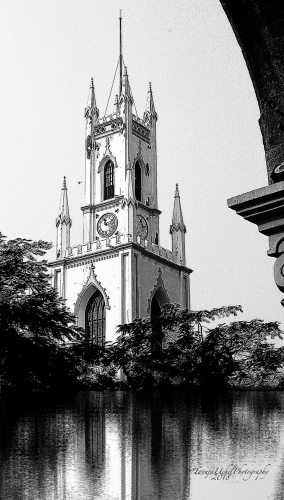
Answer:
[97,137,118,174]
[147,268,170,313]
[132,139,146,172]
[74,264,110,330]
[97,153,118,174]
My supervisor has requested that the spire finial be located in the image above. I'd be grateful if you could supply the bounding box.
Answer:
[175,183,179,197]
[63,176,67,190]
[143,81,157,124]
[85,79,99,123]
[119,10,123,97]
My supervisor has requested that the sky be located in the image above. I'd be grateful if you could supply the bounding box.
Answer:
[0,0,283,327]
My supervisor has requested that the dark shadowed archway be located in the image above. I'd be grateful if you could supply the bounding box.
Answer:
[150,288,169,351]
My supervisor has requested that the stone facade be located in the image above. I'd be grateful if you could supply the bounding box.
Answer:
[49,63,192,343]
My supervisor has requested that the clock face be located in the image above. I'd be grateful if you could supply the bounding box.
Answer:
[136,214,148,239]
[97,212,118,237]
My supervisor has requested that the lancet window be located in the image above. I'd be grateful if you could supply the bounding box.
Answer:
[135,161,142,202]
[104,160,114,200]
[85,291,106,346]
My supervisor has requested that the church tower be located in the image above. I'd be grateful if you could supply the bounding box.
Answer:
[49,15,192,344]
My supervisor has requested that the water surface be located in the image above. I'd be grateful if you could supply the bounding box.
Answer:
[0,390,283,500]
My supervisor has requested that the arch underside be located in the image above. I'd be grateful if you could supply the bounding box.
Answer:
[220,0,284,181]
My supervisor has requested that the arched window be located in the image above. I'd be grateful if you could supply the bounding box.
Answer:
[85,291,106,346]
[135,161,142,202]
[104,160,114,200]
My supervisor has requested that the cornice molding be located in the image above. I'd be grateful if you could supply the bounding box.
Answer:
[48,242,193,275]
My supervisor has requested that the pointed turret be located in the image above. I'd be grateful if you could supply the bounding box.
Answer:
[143,83,158,208]
[56,177,72,259]
[83,79,98,244]
[120,66,133,177]
[143,82,158,125]
[121,66,133,104]
[170,184,186,265]
[84,78,99,124]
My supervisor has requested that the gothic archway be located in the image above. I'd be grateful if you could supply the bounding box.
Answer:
[85,291,106,345]
[74,263,110,331]
[150,288,169,351]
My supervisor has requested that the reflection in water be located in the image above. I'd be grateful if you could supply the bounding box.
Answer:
[0,391,284,499]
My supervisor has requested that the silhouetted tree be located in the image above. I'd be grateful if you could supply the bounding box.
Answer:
[106,304,284,389]
[0,233,104,390]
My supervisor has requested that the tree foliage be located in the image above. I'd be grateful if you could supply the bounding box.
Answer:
[0,233,104,390]
[104,304,284,390]
[1,232,284,392]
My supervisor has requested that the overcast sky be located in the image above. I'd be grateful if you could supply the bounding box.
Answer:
[0,0,283,327]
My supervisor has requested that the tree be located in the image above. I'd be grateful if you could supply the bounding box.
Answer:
[205,319,284,388]
[0,233,101,390]
[106,303,284,390]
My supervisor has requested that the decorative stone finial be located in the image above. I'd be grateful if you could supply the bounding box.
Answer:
[143,81,157,124]
[63,176,67,190]
[90,78,94,89]
[175,183,179,197]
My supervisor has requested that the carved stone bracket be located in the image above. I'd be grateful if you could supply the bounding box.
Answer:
[228,181,284,307]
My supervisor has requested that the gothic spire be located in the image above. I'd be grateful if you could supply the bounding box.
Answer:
[170,184,186,265]
[171,184,186,231]
[56,177,71,225]
[119,9,123,98]
[56,177,72,259]
[143,82,158,125]
[84,78,99,123]
[121,66,133,103]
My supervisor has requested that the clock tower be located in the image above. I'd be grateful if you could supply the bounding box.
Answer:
[49,16,192,345]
